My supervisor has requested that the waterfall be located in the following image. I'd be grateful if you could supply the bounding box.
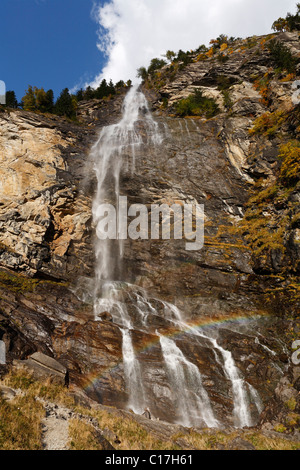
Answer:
[196,326,262,428]
[159,335,219,428]
[90,85,262,428]
[207,335,253,428]
[164,305,256,428]
[91,85,162,415]
[164,307,258,428]
[177,322,255,428]
[248,383,264,416]
[121,328,146,414]
[91,84,162,298]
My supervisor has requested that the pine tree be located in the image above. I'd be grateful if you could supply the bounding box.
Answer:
[34,87,48,112]
[22,86,36,111]
[95,80,108,99]
[45,89,54,113]
[164,50,176,62]
[108,80,116,96]
[5,91,18,108]
[272,17,288,32]
[54,88,76,119]
[147,58,167,75]
[137,67,148,81]
[84,86,96,100]
[115,80,125,88]
[76,88,84,102]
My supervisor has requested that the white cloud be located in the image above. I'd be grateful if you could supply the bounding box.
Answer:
[89,0,296,87]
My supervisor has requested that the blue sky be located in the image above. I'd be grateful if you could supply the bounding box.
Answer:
[0,0,106,101]
[0,0,296,102]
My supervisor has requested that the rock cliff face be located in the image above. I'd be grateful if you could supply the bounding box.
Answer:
[0,110,94,279]
[0,32,299,435]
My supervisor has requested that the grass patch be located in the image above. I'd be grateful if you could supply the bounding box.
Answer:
[69,419,107,451]
[3,368,75,408]
[170,429,300,450]
[0,394,45,450]
[0,269,69,295]
[0,270,39,293]
[245,432,299,450]
[1,369,299,450]
[92,408,180,451]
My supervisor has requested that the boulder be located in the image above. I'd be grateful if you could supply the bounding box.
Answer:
[14,352,68,386]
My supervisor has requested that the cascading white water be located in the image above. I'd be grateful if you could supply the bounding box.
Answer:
[90,85,262,428]
[91,85,163,415]
[206,334,253,428]
[159,335,219,428]
[177,321,255,428]
[163,305,258,428]
[91,84,162,298]
[121,328,146,414]
[248,383,264,416]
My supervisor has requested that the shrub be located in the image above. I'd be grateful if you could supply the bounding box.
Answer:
[196,53,207,62]
[195,44,208,54]
[164,50,176,62]
[272,4,300,32]
[147,58,167,75]
[253,74,272,106]
[268,40,299,73]
[220,43,228,52]
[175,50,193,66]
[278,140,300,186]
[217,54,229,64]
[272,18,289,32]
[206,48,214,58]
[249,110,286,137]
[222,90,233,110]
[175,89,220,118]
[274,424,287,433]
[285,398,297,411]
[280,73,296,82]
[217,75,233,91]
[137,66,148,81]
